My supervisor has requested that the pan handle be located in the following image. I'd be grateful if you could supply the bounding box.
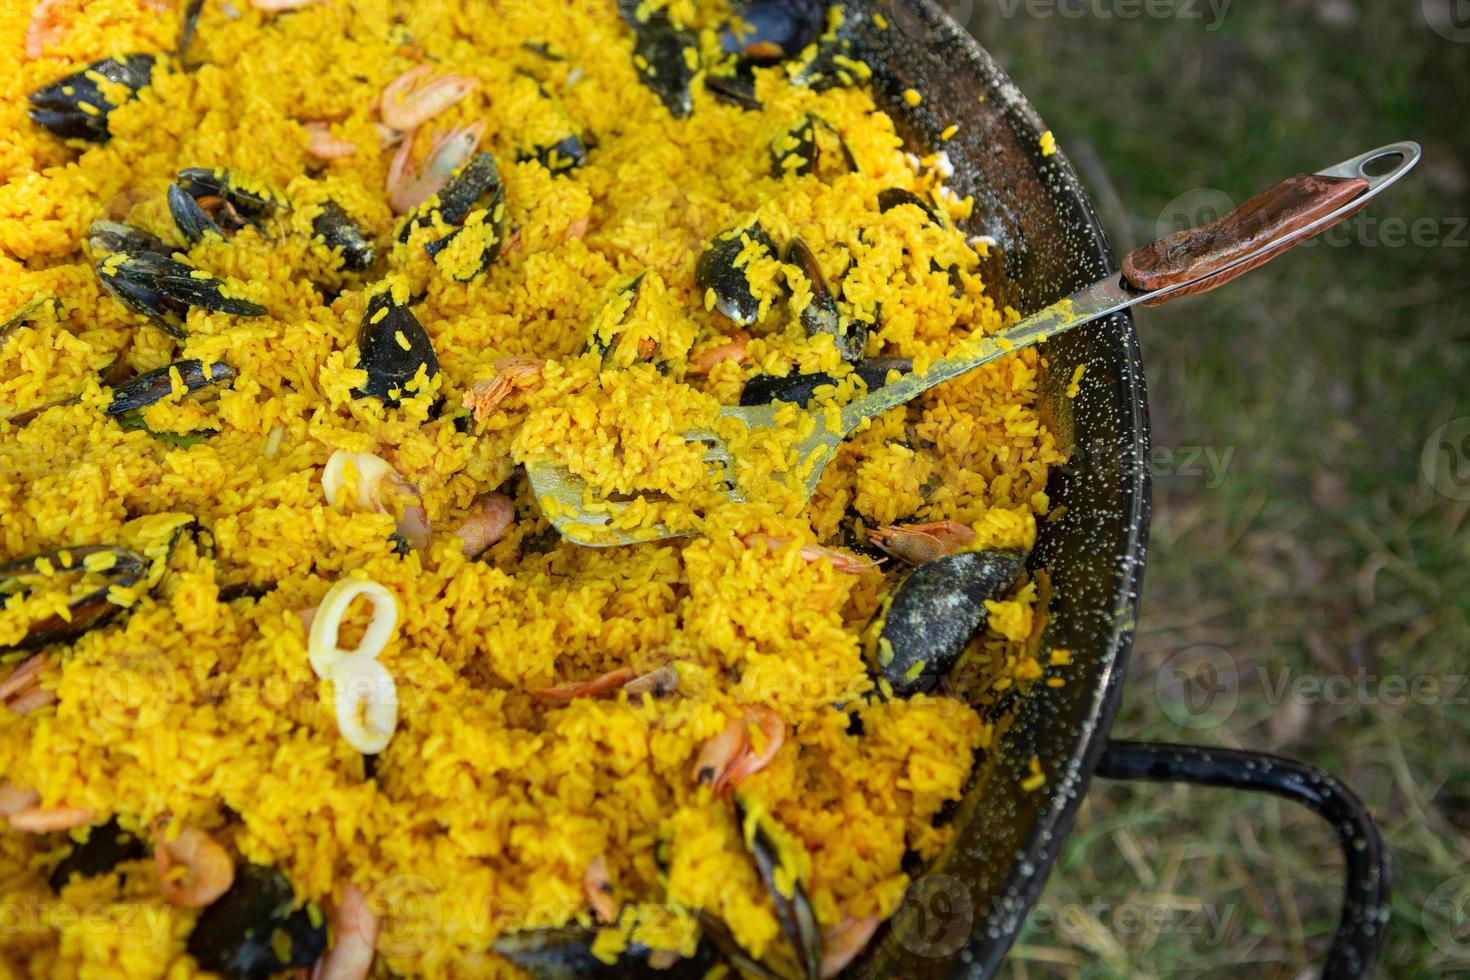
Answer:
[1094,740,1390,978]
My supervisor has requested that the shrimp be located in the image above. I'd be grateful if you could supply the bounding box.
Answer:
[304,122,358,160]
[744,535,880,575]
[564,216,589,241]
[0,656,48,712]
[583,855,617,924]
[529,667,636,704]
[25,0,70,59]
[462,357,544,421]
[9,807,93,832]
[251,0,322,10]
[692,706,785,796]
[311,882,379,980]
[688,333,749,374]
[623,664,679,698]
[386,121,485,215]
[820,915,881,978]
[154,822,235,908]
[866,520,975,565]
[455,491,515,559]
[0,785,40,816]
[379,65,478,133]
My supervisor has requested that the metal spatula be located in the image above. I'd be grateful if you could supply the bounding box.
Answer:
[528,142,1419,547]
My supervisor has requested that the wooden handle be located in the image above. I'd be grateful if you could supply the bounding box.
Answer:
[1122,173,1370,302]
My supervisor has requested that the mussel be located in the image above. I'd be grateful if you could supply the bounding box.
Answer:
[105,359,237,418]
[310,200,375,272]
[783,238,864,362]
[790,4,869,91]
[0,514,198,654]
[168,167,286,245]
[877,188,943,227]
[523,133,589,174]
[89,220,169,258]
[705,64,762,111]
[739,357,911,407]
[871,549,1027,698]
[720,0,826,62]
[48,819,146,892]
[95,248,266,339]
[186,864,328,980]
[618,1,699,118]
[732,795,822,980]
[355,282,439,406]
[496,924,720,979]
[400,151,506,281]
[695,222,778,327]
[28,54,158,142]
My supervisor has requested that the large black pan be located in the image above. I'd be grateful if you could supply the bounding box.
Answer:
[833,2,1391,977]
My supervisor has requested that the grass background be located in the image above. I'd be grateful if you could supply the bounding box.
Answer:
[942,1,1470,976]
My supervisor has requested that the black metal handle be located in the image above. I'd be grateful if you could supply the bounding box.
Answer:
[1094,740,1391,979]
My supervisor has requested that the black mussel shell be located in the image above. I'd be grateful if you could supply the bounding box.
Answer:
[105,359,236,417]
[96,249,266,339]
[721,0,825,62]
[48,819,146,892]
[311,201,375,272]
[790,4,865,91]
[770,115,818,179]
[400,152,506,280]
[783,238,863,362]
[695,223,778,327]
[355,288,439,406]
[174,168,285,227]
[0,546,149,654]
[186,864,327,980]
[167,183,223,245]
[732,795,822,980]
[739,357,910,407]
[875,549,1027,698]
[496,924,720,979]
[521,134,588,175]
[705,65,762,110]
[28,54,157,143]
[179,0,204,61]
[89,221,169,257]
[877,188,943,226]
[619,2,699,118]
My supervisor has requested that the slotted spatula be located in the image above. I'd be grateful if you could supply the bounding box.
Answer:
[528,142,1419,547]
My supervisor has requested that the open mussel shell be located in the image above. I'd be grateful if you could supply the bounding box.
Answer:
[783,238,864,362]
[28,54,157,142]
[355,287,440,406]
[311,200,375,272]
[96,249,266,339]
[721,0,825,62]
[695,223,778,327]
[495,924,720,979]
[186,864,327,980]
[875,548,1027,698]
[174,168,286,226]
